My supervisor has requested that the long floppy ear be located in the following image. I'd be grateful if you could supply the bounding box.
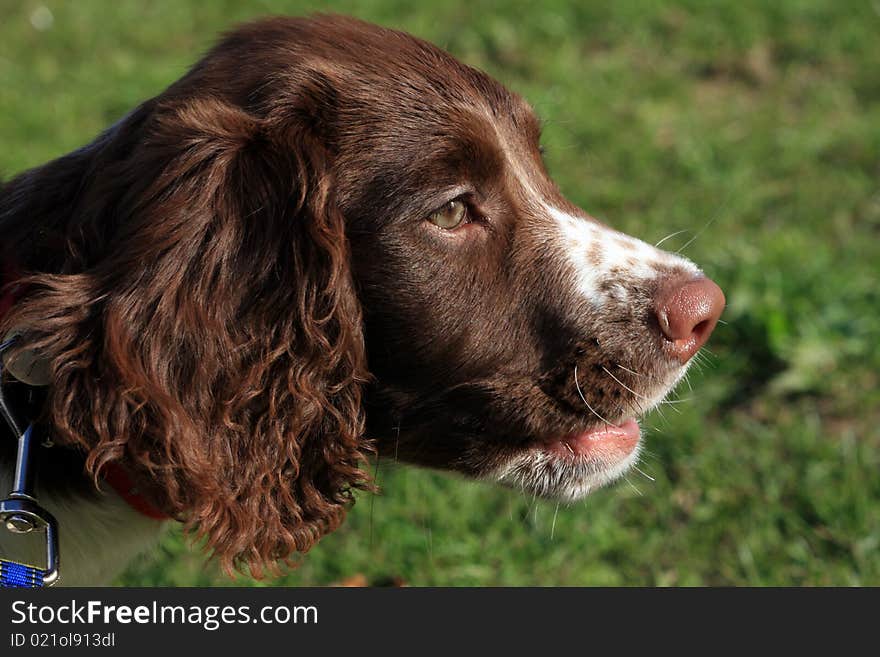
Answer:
[0,90,371,575]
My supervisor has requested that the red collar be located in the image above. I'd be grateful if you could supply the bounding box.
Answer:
[1,265,168,521]
[100,462,168,520]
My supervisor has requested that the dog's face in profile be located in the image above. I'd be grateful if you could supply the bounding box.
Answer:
[321,19,723,498]
[0,15,722,575]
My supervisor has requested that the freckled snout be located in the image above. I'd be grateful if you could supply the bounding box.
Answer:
[654,275,725,364]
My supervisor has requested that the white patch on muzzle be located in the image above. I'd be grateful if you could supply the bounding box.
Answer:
[545,204,699,307]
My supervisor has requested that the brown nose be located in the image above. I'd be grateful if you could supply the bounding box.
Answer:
[654,275,725,364]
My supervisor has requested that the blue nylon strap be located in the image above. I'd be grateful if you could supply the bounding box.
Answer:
[0,559,45,588]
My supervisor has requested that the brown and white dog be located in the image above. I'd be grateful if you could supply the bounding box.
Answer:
[0,15,724,585]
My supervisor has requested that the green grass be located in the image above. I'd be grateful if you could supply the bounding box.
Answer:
[2,0,878,586]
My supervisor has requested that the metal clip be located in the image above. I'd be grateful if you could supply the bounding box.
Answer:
[0,338,60,586]
[0,424,60,586]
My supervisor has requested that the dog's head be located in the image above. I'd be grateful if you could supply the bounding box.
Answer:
[0,15,723,574]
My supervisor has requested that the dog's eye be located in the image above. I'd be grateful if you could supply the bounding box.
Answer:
[429,199,468,229]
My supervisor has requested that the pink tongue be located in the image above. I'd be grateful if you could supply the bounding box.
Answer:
[584,419,640,440]
[555,419,641,458]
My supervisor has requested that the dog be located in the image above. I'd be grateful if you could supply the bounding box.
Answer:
[0,14,724,585]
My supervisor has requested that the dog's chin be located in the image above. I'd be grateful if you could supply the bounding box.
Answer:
[488,417,644,502]
[487,364,690,502]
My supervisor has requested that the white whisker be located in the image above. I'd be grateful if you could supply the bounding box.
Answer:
[676,214,720,254]
[602,366,651,401]
[654,229,690,248]
[550,502,560,540]
[574,364,613,426]
[623,475,643,497]
[632,465,655,482]
[616,363,642,377]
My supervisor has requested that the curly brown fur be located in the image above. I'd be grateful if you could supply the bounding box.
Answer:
[1,36,371,576]
[0,14,722,579]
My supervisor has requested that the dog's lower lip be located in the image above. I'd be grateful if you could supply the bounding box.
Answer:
[543,418,641,459]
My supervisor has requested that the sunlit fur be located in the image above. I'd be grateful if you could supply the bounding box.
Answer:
[0,15,719,581]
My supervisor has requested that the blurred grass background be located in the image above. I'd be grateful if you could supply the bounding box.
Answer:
[1,0,878,586]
